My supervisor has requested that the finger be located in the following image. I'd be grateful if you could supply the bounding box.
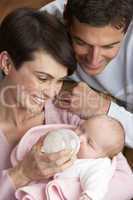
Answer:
[56,92,72,101]
[55,150,77,166]
[50,158,75,176]
[54,97,71,109]
[32,136,46,153]
[62,80,78,91]
[55,153,73,166]
[57,95,80,111]
[56,158,75,172]
[56,101,71,110]
[40,155,76,179]
[72,82,91,95]
[57,98,71,105]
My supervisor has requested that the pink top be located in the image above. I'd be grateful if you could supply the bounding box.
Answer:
[0,100,133,200]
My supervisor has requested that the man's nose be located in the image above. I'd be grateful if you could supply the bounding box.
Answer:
[88,46,101,65]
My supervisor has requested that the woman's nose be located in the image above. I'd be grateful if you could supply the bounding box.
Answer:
[43,82,62,99]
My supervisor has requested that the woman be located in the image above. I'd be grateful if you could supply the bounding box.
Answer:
[0,8,78,198]
[0,7,133,200]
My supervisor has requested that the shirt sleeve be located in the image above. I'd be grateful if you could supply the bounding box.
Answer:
[79,158,115,200]
[108,101,133,148]
[40,0,65,18]
[0,170,16,199]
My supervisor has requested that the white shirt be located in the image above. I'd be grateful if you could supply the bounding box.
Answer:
[56,157,116,200]
[41,0,133,148]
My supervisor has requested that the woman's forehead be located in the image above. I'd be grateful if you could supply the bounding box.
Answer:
[20,52,68,79]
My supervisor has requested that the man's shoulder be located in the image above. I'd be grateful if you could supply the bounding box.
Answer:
[124,20,133,43]
[40,0,66,19]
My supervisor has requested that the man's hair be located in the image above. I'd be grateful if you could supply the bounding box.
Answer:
[0,8,76,75]
[64,0,133,32]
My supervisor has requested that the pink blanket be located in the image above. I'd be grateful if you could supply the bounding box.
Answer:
[10,124,133,200]
[15,178,81,200]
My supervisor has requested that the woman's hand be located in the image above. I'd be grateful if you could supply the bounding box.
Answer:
[9,138,76,189]
[80,194,91,200]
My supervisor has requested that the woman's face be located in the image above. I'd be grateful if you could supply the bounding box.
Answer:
[4,51,68,113]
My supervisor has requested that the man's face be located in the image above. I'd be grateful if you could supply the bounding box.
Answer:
[70,18,125,76]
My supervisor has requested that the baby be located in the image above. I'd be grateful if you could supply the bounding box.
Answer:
[76,114,124,160]
[11,115,125,200]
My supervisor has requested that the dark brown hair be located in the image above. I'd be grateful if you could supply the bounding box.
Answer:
[64,0,133,32]
[0,8,77,75]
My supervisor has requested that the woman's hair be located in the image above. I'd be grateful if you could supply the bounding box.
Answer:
[0,8,76,75]
[64,0,133,32]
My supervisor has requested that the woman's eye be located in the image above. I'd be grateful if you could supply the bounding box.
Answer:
[58,80,63,84]
[38,77,47,82]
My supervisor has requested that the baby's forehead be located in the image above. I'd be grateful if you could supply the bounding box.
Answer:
[82,116,120,131]
[79,118,115,137]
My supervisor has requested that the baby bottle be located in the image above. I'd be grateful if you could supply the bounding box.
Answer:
[41,128,80,154]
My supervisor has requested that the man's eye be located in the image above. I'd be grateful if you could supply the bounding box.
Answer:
[103,45,114,49]
[73,38,86,46]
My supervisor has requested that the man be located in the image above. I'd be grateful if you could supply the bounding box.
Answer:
[41,0,133,150]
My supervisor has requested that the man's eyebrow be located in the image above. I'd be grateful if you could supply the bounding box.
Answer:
[72,35,120,47]
[102,41,120,47]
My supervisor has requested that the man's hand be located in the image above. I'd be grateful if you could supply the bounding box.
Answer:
[55,82,111,119]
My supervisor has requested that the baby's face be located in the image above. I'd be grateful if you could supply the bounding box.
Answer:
[75,122,107,159]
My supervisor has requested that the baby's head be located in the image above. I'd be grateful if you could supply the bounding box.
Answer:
[76,115,125,159]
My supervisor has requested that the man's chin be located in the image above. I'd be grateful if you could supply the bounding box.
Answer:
[81,65,106,76]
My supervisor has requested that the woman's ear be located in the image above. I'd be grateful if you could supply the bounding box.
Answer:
[0,51,12,75]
